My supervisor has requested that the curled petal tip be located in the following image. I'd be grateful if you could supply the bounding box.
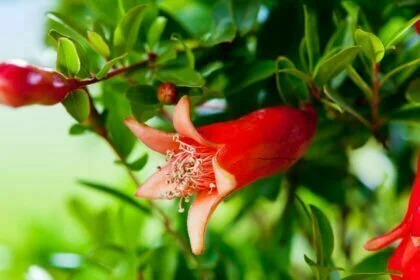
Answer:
[212,157,237,195]
[188,192,226,256]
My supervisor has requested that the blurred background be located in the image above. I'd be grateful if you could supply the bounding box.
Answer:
[0,0,418,279]
[0,1,133,279]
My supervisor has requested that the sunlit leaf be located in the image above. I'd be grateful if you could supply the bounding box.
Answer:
[114,5,147,54]
[156,67,205,87]
[147,16,168,51]
[87,30,110,58]
[303,5,320,71]
[355,29,384,63]
[56,37,81,77]
[313,46,360,86]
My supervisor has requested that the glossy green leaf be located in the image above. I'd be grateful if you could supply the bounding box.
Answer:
[200,61,224,77]
[156,68,205,87]
[47,12,88,42]
[232,0,261,36]
[126,154,148,171]
[56,37,81,77]
[351,250,393,273]
[385,15,420,49]
[114,5,147,54]
[62,89,91,123]
[406,78,420,103]
[87,30,110,58]
[229,60,276,95]
[346,66,372,99]
[147,16,168,51]
[78,180,150,214]
[87,0,120,26]
[324,86,370,127]
[69,124,88,136]
[313,46,360,86]
[310,205,334,265]
[341,272,399,280]
[303,5,320,71]
[96,54,128,79]
[126,85,161,122]
[275,56,310,104]
[171,33,195,68]
[201,0,237,46]
[381,58,420,86]
[390,104,420,123]
[355,29,384,63]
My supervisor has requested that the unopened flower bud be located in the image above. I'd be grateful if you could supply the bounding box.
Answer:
[157,83,178,105]
[0,61,78,107]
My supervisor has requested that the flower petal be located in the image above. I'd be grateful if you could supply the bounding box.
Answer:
[212,157,237,195]
[125,118,178,154]
[187,191,227,255]
[135,164,177,200]
[364,222,411,251]
[173,96,216,147]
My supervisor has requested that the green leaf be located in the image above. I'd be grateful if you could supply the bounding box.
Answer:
[114,5,147,54]
[354,29,384,63]
[171,33,195,69]
[62,89,91,123]
[313,46,360,86]
[275,56,310,104]
[147,16,168,51]
[200,61,224,77]
[47,12,88,43]
[156,44,178,65]
[303,5,320,71]
[156,67,205,87]
[56,37,81,77]
[96,54,128,79]
[346,66,372,99]
[389,104,420,123]
[232,0,261,36]
[126,154,148,171]
[406,79,420,103]
[324,86,370,127]
[87,0,120,26]
[385,15,420,49]
[126,85,161,122]
[201,0,237,46]
[351,250,393,273]
[381,58,420,86]
[309,205,334,266]
[341,272,399,280]
[78,180,150,214]
[69,124,88,136]
[87,30,110,58]
[229,60,276,95]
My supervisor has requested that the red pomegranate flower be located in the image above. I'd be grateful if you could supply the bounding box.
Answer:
[365,158,420,279]
[0,61,77,107]
[125,96,317,255]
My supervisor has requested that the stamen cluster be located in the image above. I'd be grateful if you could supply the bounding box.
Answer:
[162,135,216,212]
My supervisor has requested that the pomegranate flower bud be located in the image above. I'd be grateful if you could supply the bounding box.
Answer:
[0,61,77,107]
[365,158,420,279]
[157,83,178,105]
[125,96,317,255]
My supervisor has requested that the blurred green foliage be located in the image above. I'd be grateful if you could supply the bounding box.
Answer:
[2,0,420,279]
